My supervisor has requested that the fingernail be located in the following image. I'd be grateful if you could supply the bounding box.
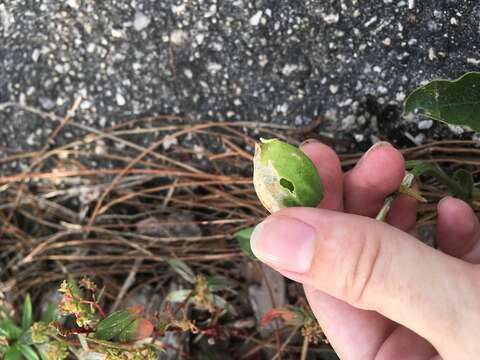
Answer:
[300,138,320,147]
[251,216,316,273]
[438,196,453,208]
[357,141,392,167]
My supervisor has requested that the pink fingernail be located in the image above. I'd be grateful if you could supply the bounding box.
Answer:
[438,196,453,208]
[251,216,316,273]
[300,138,321,147]
[356,141,392,167]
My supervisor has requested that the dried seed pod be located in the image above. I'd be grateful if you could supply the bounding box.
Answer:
[253,138,324,213]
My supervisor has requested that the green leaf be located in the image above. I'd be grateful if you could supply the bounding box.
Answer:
[37,348,49,360]
[235,227,256,260]
[116,318,140,343]
[41,303,57,325]
[406,160,478,202]
[94,310,136,342]
[206,275,233,292]
[0,325,10,338]
[166,259,196,284]
[18,344,40,360]
[404,72,480,131]
[4,345,22,360]
[22,294,33,331]
[253,138,324,213]
[0,318,23,340]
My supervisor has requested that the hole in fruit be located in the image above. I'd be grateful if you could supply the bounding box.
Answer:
[279,178,294,193]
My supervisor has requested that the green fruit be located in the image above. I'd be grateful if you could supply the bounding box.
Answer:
[253,138,324,213]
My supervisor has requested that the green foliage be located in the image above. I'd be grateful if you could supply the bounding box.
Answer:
[0,277,159,360]
[404,72,480,131]
[407,160,480,203]
[206,275,233,292]
[58,279,99,328]
[18,344,40,360]
[94,310,139,342]
[40,303,57,325]
[4,346,22,360]
[0,294,41,360]
[21,294,32,332]
[0,317,22,340]
[165,260,236,317]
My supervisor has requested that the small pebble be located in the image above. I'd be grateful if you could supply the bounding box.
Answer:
[418,119,433,130]
[116,93,126,106]
[133,12,151,31]
[249,11,263,26]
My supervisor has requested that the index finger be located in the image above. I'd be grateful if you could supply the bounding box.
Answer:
[300,141,343,211]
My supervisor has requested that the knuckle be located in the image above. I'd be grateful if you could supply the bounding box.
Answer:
[342,231,383,308]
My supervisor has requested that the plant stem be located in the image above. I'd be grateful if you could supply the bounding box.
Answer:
[376,196,395,221]
[271,326,300,360]
[376,173,425,221]
[300,335,309,360]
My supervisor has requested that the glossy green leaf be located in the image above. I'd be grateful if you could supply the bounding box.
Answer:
[235,227,256,260]
[94,310,135,341]
[404,72,480,131]
[22,294,33,331]
[116,318,139,343]
[18,344,40,360]
[253,138,324,213]
[94,309,150,343]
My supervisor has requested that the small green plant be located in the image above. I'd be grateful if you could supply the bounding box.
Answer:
[0,261,242,359]
[0,293,45,360]
[0,292,62,360]
[0,278,158,360]
[166,259,234,315]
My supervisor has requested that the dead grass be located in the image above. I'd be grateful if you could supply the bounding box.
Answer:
[0,101,479,358]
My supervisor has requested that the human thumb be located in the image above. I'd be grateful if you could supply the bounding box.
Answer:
[251,207,480,356]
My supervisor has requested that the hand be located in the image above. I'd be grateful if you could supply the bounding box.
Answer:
[251,141,480,359]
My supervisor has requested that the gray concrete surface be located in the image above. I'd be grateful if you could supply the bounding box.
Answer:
[1,0,480,155]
